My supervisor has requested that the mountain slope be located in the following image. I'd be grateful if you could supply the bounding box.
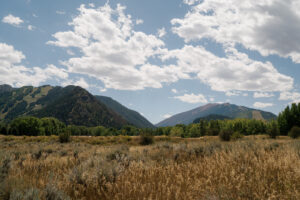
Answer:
[95,96,155,128]
[0,85,127,128]
[193,114,232,123]
[156,103,277,127]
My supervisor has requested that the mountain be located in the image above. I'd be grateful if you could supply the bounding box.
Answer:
[95,96,155,128]
[156,103,277,127]
[0,85,128,128]
[193,114,232,123]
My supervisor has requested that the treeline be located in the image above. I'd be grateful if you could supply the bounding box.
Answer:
[0,103,299,139]
[0,116,147,137]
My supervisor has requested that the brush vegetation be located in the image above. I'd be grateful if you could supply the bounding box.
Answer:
[0,135,299,199]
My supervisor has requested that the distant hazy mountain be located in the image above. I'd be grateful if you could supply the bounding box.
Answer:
[95,96,155,128]
[0,85,144,128]
[156,103,277,127]
[193,114,232,123]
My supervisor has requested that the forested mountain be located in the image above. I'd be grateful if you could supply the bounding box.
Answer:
[0,85,138,128]
[193,114,232,123]
[96,96,155,128]
[156,103,277,127]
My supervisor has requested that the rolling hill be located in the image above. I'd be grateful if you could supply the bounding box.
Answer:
[156,103,277,127]
[0,84,153,128]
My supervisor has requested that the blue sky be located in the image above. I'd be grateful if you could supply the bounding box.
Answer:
[1,0,300,124]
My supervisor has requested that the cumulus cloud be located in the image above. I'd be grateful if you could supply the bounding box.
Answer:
[136,19,143,25]
[162,45,293,92]
[157,27,166,38]
[183,0,200,5]
[62,77,89,89]
[279,92,300,103]
[253,102,274,109]
[171,89,178,94]
[254,92,274,98]
[0,43,68,87]
[2,14,24,26]
[48,4,185,90]
[172,0,300,63]
[174,93,208,104]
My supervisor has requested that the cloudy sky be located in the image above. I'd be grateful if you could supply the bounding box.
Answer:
[1,0,300,124]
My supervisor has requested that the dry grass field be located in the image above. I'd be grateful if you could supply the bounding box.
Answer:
[0,135,299,200]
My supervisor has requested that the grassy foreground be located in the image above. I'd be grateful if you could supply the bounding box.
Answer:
[0,135,299,200]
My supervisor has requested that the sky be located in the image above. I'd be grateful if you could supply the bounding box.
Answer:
[1,0,300,124]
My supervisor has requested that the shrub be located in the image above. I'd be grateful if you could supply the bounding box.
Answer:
[219,129,233,141]
[288,126,300,139]
[230,132,244,140]
[139,134,154,145]
[45,184,71,200]
[59,131,71,143]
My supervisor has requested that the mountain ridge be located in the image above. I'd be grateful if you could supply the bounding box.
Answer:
[156,103,277,127]
[0,84,154,128]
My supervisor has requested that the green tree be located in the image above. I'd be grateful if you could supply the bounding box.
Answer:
[10,116,44,136]
[41,117,65,136]
[267,120,279,139]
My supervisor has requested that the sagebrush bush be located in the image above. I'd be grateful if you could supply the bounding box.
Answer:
[231,132,244,140]
[219,129,233,141]
[139,134,154,145]
[59,131,71,143]
[289,126,300,139]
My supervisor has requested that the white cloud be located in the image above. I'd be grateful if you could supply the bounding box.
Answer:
[163,114,172,119]
[209,97,215,102]
[162,45,293,92]
[225,91,240,97]
[183,0,200,5]
[0,43,68,87]
[157,27,166,38]
[27,25,35,31]
[136,19,143,25]
[254,92,274,98]
[279,92,300,103]
[89,3,95,8]
[174,93,208,104]
[62,77,89,89]
[253,102,274,109]
[2,14,24,26]
[48,4,185,91]
[172,0,300,63]
[171,89,178,94]
[66,49,75,56]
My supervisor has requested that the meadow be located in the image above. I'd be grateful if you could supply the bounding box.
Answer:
[0,135,299,200]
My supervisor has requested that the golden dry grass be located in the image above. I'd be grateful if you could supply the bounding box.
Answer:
[0,135,299,200]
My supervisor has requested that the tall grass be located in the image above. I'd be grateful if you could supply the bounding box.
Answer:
[0,135,299,199]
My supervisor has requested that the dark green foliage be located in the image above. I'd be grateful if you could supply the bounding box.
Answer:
[193,114,231,123]
[41,117,66,136]
[139,134,154,145]
[267,120,279,139]
[59,131,71,143]
[219,129,233,141]
[288,126,300,139]
[10,116,44,136]
[230,132,244,140]
[278,103,300,135]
